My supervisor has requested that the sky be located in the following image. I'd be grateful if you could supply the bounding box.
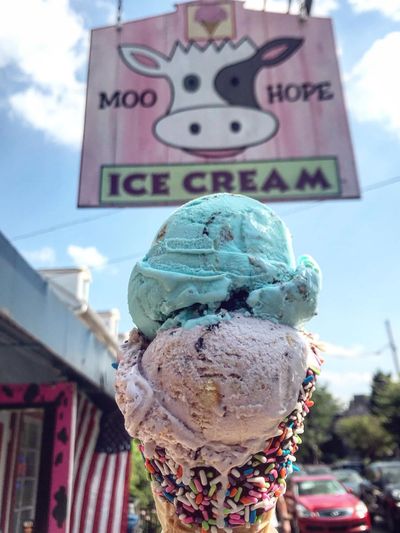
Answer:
[0,0,399,404]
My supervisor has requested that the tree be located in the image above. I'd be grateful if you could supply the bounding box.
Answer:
[297,385,342,464]
[130,441,161,532]
[383,381,400,439]
[370,371,392,417]
[369,371,400,453]
[336,414,394,460]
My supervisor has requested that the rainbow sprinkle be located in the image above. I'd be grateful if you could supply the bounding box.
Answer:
[139,358,321,531]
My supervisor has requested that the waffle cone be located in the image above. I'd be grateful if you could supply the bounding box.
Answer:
[152,487,277,533]
[200,20,219,35]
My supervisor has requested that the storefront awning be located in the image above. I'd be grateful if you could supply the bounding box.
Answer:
[0,232,116,406]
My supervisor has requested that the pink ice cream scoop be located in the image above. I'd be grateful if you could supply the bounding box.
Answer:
[116,314,315,473]
[195,4,227,24]
[115,314,322,530]
[194,4,228,35]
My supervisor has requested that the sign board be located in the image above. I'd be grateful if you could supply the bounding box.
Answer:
[78,0,359,207]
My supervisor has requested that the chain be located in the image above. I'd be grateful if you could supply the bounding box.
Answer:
[116,0,123,28]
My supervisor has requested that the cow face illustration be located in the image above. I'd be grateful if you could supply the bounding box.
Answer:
[119,37,303,158]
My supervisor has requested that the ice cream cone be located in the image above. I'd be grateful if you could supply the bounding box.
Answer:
[152,488,277,533]
[200,20,220,36]
[115,195,323,532]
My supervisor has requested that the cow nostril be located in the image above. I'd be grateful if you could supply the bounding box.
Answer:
[189,123,201,135]
[230,121,241,133]
[231,76,240,87]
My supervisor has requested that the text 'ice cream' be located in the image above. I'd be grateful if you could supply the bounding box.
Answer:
[116,194,323,532]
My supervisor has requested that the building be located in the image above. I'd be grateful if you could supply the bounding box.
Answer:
[0,232,131,533]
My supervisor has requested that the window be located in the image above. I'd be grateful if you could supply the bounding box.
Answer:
[0,382,75,532]
[297,479,347,496]
[12,410,44,533]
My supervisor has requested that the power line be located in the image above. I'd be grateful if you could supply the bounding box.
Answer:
[363,175,400,191]
[282,174,400,216]
[107,252,146,265]
[97,174,400,267]
[324,342,390,359]
[11,212,119,241]
[8,174,400,241]
[280,201,321,216]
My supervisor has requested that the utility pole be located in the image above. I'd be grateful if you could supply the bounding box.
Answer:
[385,319,400,379]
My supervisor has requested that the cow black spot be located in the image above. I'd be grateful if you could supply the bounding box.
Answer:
[55,452,63,466]
[215,38,303,108]
[54,391,65,408]
[2,385,13,397]
[57,428,68,444]
[52,486,67,527]
[24,384,40,403]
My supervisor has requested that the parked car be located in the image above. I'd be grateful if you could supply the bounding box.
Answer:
[285,474,371,532]
[383,481,400,532]
[332,460,365,475]
[333,468,367,497]
[359,460,400,529]
[303,464,332,475]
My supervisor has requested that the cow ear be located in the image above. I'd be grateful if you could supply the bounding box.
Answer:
[257,38,303,67]
[119,45,169,77]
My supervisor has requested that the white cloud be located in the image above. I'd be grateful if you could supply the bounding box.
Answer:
[346,32,400,140]
[0,0,87,147]
[243,0,338,16]
[319,370,372,402]
[322,341,365,358]
[23,246,56,266]
[10,86,84,147]
[95,0,115,24]
[348,0,400,21]
[67,245,107,269]
[306,0,339,16]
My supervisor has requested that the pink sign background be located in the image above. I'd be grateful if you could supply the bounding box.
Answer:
[79,0,359,206]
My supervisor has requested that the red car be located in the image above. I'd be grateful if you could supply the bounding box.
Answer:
[285,474,371,532]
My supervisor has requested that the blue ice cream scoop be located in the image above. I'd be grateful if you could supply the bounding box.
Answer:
[128,194,321,340]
